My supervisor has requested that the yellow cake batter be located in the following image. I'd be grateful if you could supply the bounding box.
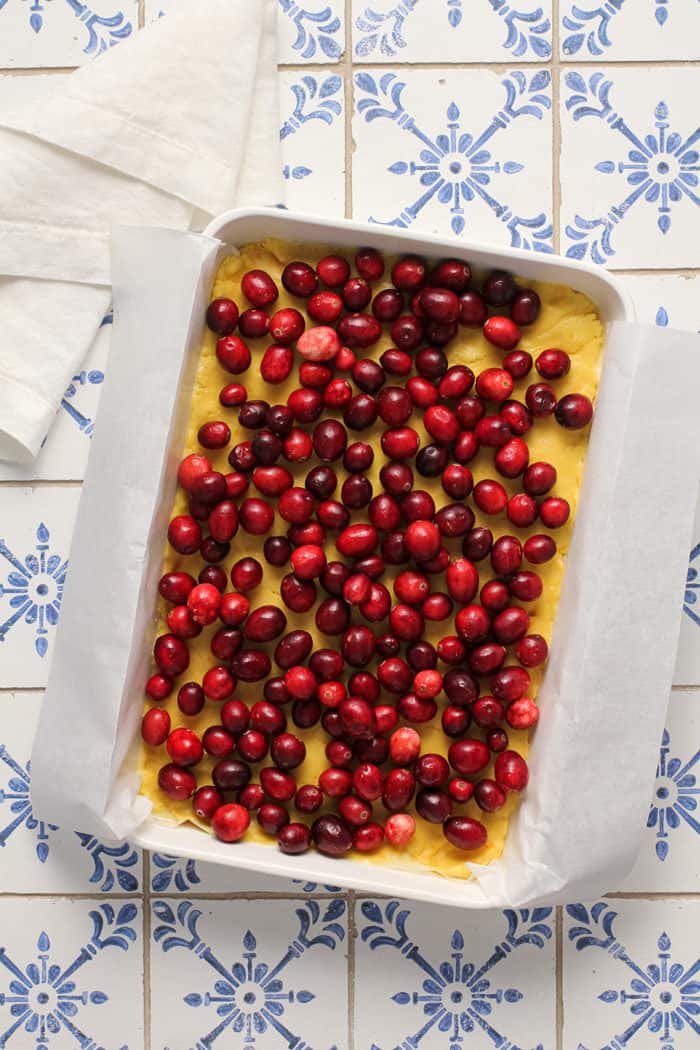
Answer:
[139,238,604,878]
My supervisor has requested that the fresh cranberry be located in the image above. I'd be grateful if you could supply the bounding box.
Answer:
[437,636,467,665]
[430,258,470,291]
[502,353,533,382]
[526,382,557,417]
[145,674,173,702]
[202,726,235,759]
[316,253,351,286]
[343,392,378,431]
[495,439,529,481]
[390,314,423,351]
[509,571,543,602]
[454,290,485,328]
[219,382,247,408]
[237,498,273,536]
[476,368,514,403]
[166,605,201,640]
[381,768,415,812]
[216,335,251,374]
[469,643,506,676]
[473,696,506,729]
[448,738,490,776]
[211,802,250,842]
[507,494,538,528]
[158,571,196,605]
[510,288,540,325]
[210,627,242,662]
[281,260,317,297]
[193,786,224,820]
[540,497,570,528]
[383,813,414,847]
[534,347,569,379]
[154,634,189,677]
[141,708,171,746]
[319,767,353,799]
[202,665,235,701]
[506,697,539,729]
[292,699,321,728]
[167,727,203,768]
[278,823,311,854]
[490,535,522,577]
[415,348,448,380]
[352,823,383,852]
[515,633,549,667]
[350,763,381,803]
[491,666,531,703]
[224,473,248,499]
[416,789,452,824]
[406,640,437,671]
[378,350,411,379]
[493,607,530,645]
[167,515,201,556]
[482,316,519,352]
[523,461,557,496]
[312,814,353,857]
[158,764,197,801]
[258,344,292,384]
[556,393,593,429]
[460,530,490,565]
[232,649,272,683]
[228,557,261,594]
[308,290,345,324]
[472,479,507,516]
[337,313,382,349]
[259,767,296,802]
[207,297,239,335]
[197,421,230,451]
[238,308,270,339]
[287,544,325,581]
[495,750,529,791]
[295,784,323,814]
[523,534,557,564]
[310,649,345,682]
[474,779,506,813]
[486,729,508,753]
[297,326,341,363]
[355,247,384,280]
[270,307,305,344]
[452,606,488,647]
[415,753,450,787]
[418,286,460,325]
[480,580,510,614]
[443,816,487,850]
[447,778,473,804]
[242,269,278,308]
[186,583,220,626]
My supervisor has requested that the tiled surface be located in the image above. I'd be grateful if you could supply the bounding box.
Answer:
[1,2,699,1049]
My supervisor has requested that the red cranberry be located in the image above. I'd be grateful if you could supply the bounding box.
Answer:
[474,417,509,450]
[224,473,248,499]
[242,269,278,308]
[145,674,173,702]
[397,693,437,723]
[390,314,423,351]
[278,486,315,524]
[491,666,531,703]
[383,768,416,811]
[292,699,321,728]
[491,535,522,576]
[483,316,520,351]
[311,598,347,637]
[404,380,437,413]
[430,258,471,291]
[295,784,323,813]
[378,657,412,695]
[487,729,509,753]
[515,633,548,667]
[453,605,489,646]
[278,823,311,854]
[415,753,450,788]
[535,347,570,379]
[158,764,196,801]
[232,649,272,682]
[540,497,570,528]
[415,347,448,379]
[261,536,290,568]
[352,763,383,803]
[341,625,375,667]
[167,728,203,768]
[438,366,474,401]
[391,255,426,292]
[154,634,189,677]
[481,580,510,614]
[316,253,350,287]
[193,786,224,820]
[439,466,472,503]
[472,479,507,516]
[495,750,529,791]
[523,463,556,498]
[167,515,201,556]
[270,308,305,344]
[506,697,539,729]
[216,335,250,374]
[435,504,473,539]
[260,767,296,802]
[448,777,474,804]
[343,393,378,431]
[319,767,353,798]
[524,534,557,564]
[388,605,423,643]
[457,289,487,327]
[290,544,327,581]
[511,288,541,325]
[443,815,488,850]
[197,421,230,451]
[507,494,538,528]
[526,382,557,417]
[230,557,262,593]
[159,571,196,605]
[474,779,507,813]
[419,286,460,324]
[556,393,593,429]
[407,641,437,671]
[493,607,529,646]
[208,502,239,546]
[141,708,171,746]
[268,733,305,771]
[212,803,250,842]
[281,260,318,297]
[403,520,439,562]
[482,270,515,306]
[341,475,373,510]
[416,788,452,824]
[312,814,353,857]
[166,605,201,640]
[379,349,412,377]
[211,627,242,662]
[437,636,467,665]
[354,823,385,852]
[469,643,506,676]
[355,247,384,280]
[319,561,350,598]
[423,405,458,446]
[461,528,491,563]
[305,291,343,326]
[207,297,239,335]
[503,351,533,380]
[310,649,344,682]
[473,695,506,729]
[337,313,382,349]
[341,277,371,311]
[494,440,529,482]
[322,711,344,738]
[509,571,543,602]
[448,738,490,776]
[187,583,221,626]
[219,382,247,408]
[202,665,235,702]
[369,289,401,325]
[336,523,379,559]
[237,498,273,536]
[256,802,289,835]
[202,726,235,759]
[476,368,514,403]
[238,308,270,339]
[260,344,293,384]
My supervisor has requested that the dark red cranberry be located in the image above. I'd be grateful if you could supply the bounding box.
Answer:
[355,247,384,280]
[337,313,382,349]
[442,705,471,737]
[536,348,570,379]
[481,580,510,614]
[321,561,351,596]
[372,288,403,322]
[343,276,372,311]
[239,308,270,339]
[312,814,353,857]
[175,682,204,717]
[158,764,197,801]
[540,497,570,528]
[382,768,416,811]
[219,382,247,408]
[555,393,593,429]
[458,290,487,327]
[343,393,378,431]
[416,788,452,823]
[258,802,290,835]
[483,270,516,307]
[317,254,351,287]
[511,288,541,325]
[462,527,493,562]
[416,444,448,477]
[523,534,557,564]
[213,758,251,791]
[526,382,557,417]
[392,255,426,292]
[282,260,318,297]
[207,297,239,335]
[469,643,506,676]
[232,649,272,682]
[309,648,345,681]
[430,258,471,292]
[295,784,323,813]
[503,351,533,379]
[292,699,321,728]
[472,696,506,729]
[491,666,531,703]
[444,816,487,851]
[314,598,350,637]
[390,314,423,351]
[242,269,278,308]
[415,347,447,379]
[473,479,508,515]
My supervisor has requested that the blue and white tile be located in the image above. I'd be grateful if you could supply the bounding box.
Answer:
[560,67,700,268]
[0,0,136,68]
[561,0,700,61]
[278,0,345,63]
[0,897,143,1049]
[0,314,110,483]
[352,0,552,63]
[279,69,345,218]
[563,899,700,1049]
[354,898,556,1049]
[617,691,700,891]
[149,849,343,896]
[0,486,78,687]
[352,68,553,250]
[0,691,142,893]
[150,897,348,1049]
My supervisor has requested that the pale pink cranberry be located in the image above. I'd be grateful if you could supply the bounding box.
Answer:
[385,813,416,846]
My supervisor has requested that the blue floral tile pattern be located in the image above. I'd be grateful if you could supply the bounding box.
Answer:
[278,0,344,62]
[149,850,342,895]
[647,728,700,863]
[279,70,345,217]
[352,0,552,62]
[560,68,700,267]
[560,0,700,59]
[0,524,66,660]
[355,898,555,1048]
[0,899,143,1048]
[0,0,136,66]
[150,898,348,1048]
[0,691,142,893]
[564,900,700,1049]
[353,69,553,248]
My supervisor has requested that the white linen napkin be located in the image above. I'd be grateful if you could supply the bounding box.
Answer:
[0,0,279,464]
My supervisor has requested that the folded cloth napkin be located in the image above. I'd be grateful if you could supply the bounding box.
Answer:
[0,0,279,463]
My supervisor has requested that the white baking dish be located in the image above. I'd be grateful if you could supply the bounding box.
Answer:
[120,208,634,906]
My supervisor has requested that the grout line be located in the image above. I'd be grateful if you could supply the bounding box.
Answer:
[138,0,146,29]
[0,889,348,900]
[606,891,700,899]
[344,0,354,220]
[0,479,84,488]
[143,852,151,1050]
[610,268,700,277]
[551,0,562,254]
[276,58,700,71]
[556,907,564,1050]
[347,890,356,1050]
[0,66,77,75]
